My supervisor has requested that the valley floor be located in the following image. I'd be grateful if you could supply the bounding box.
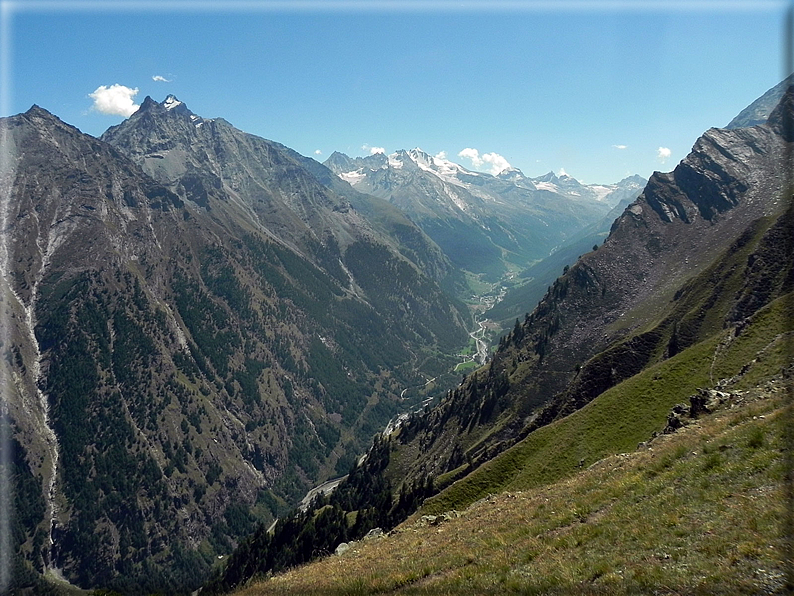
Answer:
[233,377,791,596]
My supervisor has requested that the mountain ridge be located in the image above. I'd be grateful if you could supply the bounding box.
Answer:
[4,99,471,592]
[203,81,793,595]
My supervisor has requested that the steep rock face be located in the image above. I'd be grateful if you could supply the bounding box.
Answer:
[102,97,453,284]
[383,89,791,485]
[3,105,468,592]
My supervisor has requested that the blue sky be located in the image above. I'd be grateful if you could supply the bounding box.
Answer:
[2,1,788,184]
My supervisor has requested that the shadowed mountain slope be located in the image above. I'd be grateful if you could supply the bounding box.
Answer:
[4,100,469,593]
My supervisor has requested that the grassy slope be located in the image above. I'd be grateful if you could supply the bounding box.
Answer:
[235,378,790,596]
[231,290,792,596]
[421,292,792,515]
[392,208,788,498]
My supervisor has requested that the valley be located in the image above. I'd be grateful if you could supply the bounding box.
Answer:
[4,75,792,596]
[457,284,508,372]
[203,81,793,596]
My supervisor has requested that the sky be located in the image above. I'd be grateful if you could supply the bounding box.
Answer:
[1,0,789,184]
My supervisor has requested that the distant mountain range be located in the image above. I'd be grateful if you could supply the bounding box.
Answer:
[324,148,644,280]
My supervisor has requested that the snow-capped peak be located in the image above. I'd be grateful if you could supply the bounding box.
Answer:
[407,147,433,166]
[497,166,525,179]
[387,152,405,169]
[396,148,478,182]
[163,95,182,110]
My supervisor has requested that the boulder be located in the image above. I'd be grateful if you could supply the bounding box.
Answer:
[363,528,384,540]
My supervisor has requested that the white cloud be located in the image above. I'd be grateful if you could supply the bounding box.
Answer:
[152,75,171,82]
[481,152,511,175]
[458,147,483,168]
[657,146,672,163]
[314,149,323,155]
[89,84,140,117]
[557,167,568,177]
[435,150,447,160]
[612,144,627,150]
[458,148,511,175]
[361,144,385,155]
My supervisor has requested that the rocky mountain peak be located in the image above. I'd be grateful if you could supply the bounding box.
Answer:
[534,170,560,183]
[24,103,49,117]
[137,95,161,113]
[163,94,183,110]
[21,104,67,129]
[496,166,525,179]
[617,174,647,187]
[726,73,794,129]
[406,147,434,165]
[389,149,421,170]
[765,84,794,141]
[134,94,195,120]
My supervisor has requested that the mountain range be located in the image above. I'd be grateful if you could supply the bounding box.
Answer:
[324,148,644,281]
[4,79,792,596]
[206,84,793,594]
[4,96,471,592]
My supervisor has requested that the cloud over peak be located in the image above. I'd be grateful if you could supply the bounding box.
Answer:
[457,148,511,175]
[362,144,385,155]
[89,84,140,117]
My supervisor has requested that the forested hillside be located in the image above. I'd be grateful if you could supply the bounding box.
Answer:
[2,101,469,593]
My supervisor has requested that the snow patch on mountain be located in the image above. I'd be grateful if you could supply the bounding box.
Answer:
[163,95,182,110]
[340,170,366,184]
[534,181,559,192]
[443,185,469,213]
[388,153,404,169]
[588,185,614,202]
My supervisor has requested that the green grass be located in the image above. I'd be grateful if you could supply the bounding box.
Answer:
[421,333,719,515]
[458,336,479,357]
[454,361,478,373]
[235,380,790,596]
[420,292,792,516]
